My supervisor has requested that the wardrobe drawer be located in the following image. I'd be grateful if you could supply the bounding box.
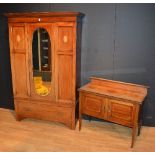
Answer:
[15,100,72,125]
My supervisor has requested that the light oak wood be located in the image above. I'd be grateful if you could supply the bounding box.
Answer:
[6,12,84,129]
[81,77,148,103]
[79,77,148,148]
[0,108,154,152]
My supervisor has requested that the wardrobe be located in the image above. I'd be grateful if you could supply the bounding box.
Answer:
[5,12,84,129]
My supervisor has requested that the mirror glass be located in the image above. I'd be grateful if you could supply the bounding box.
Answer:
[32,28,51,96]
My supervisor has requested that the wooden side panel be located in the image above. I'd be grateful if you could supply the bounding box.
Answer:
[58,55,73,101]
[9,24,29,98]
[13,53,28,97]
[76,22,82,94]
[56,23,76,104]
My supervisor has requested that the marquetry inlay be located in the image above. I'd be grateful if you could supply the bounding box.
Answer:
[63,35,68,43]
[16,35,20,42]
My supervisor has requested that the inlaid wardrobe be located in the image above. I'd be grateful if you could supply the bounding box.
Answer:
[5,12,84,129]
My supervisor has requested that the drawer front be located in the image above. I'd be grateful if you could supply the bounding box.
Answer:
[81,93,106,119]
[15,100,72,125]
[108,99,135,127]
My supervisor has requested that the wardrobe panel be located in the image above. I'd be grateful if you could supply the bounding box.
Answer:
[13,53,28,97]
[58,26,73,51]
[58,55,73,102]
[12,26,25,51]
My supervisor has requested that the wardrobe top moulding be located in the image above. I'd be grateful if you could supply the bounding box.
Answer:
[4,12,85,23]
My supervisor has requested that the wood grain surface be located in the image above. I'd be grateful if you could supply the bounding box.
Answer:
[6,12,84,129]
[79,77,148,147]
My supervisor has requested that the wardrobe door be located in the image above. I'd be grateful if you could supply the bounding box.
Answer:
[9,24,29,98]
[56,22,76,104]
[28,24,55,101]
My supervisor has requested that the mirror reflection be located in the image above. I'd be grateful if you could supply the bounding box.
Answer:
[32,28,51,96]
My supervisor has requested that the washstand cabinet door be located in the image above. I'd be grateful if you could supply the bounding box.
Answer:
[81,93,106,119]
[107,99,135,127]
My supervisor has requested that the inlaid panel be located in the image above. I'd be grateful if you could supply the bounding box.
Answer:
[108,99,134,126]
[12,26,25,50]
[82,94,103,118]
[84,95,102,113]
[58,26,73,51]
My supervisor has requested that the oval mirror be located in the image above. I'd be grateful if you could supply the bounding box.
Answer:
[32,28,51,96]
